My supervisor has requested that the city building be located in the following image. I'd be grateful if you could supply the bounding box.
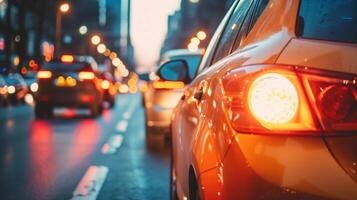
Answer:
[161,0,232,56]
[0,0,55,74]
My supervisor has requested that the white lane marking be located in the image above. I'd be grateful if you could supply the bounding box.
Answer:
[121,95,140,119]
[116,120,128,132]
[71,166,109,200]
[101,135,124,154]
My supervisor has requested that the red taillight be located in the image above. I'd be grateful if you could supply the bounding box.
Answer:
[223,65,357,135]
[61,55,74,63]
[300,69,357,132]
[80,95,94,103]
[223,65,317,135]
[152,81,185,89]
[37,71,52,79]
[79,72,95,81]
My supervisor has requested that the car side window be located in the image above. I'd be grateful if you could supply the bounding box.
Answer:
[211,0,253,64]
[195,0,239,75]
[232,0,269,50]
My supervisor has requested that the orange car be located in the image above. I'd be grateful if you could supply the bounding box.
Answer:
[158,0,357,199]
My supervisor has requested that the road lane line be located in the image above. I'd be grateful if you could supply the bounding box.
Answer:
[116,120,128,132]
[71,166,109,200]
[101,135,124,154]
[121,95,140,119]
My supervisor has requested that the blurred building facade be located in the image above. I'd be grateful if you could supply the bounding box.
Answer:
[161,0,234,55]
[0,0,55,74]
[61,0,135,70]
[0,0,135,74]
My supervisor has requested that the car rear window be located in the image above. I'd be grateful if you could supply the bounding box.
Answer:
[42,62,92,72]
[299,0,357,44]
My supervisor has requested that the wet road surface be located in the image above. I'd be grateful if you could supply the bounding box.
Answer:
[0,93,170,200]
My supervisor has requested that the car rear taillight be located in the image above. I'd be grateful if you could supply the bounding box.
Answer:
[61,55,74,63]
[79,72,95,81]
[223,65,357,135]
[300,69,357,132]
[222,65,318,135]
[37,71,52,79]
[152,81,185,89]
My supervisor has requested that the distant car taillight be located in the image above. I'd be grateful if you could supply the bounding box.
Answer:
[37,71,52,79]
[153,81,185,89]
[300,69,357,133]
[79,72,95,81]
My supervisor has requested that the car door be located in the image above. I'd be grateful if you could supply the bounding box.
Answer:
[172,0,259,197]
[172,2,238,197]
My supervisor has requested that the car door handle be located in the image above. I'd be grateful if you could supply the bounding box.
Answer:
[194,89,203,101]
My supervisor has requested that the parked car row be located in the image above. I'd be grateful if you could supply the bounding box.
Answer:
[144,0,357,199]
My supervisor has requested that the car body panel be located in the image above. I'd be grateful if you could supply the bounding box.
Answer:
[277,38,357,74]
[171,0,357,199]
[325,136,357,185]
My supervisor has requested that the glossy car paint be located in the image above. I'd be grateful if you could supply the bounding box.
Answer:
[171,0,357,199]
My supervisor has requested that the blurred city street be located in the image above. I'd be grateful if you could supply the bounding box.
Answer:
[0,93,170,200]
[0,0,356,199]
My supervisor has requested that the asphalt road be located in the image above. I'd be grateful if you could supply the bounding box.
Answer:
[0,93,170,200]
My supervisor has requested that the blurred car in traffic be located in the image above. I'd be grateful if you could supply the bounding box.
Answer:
[0,74,9,106]
[143,49,203,143]
[163,0,357,199]
[35,55,104,118]
[4,73,28,105]
[98,71,117,108]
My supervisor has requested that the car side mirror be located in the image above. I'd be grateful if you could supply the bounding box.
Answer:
[158,60,192,84]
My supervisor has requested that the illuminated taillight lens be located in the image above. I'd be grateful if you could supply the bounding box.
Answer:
[153,81,185,89]
[223,65,357,134]
[61,55,74,63]
[248,73,299,124]
[300,70,357,132]
[223,65,318,134]
[37,71,52,79]
[79,72,95,81]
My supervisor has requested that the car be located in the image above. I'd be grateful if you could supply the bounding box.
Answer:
[161,0,357,199]
[35,55,104,118]
[143,49,203,145]
[4,73,28,105]
[98,71,117,108]
[0,74,9,106]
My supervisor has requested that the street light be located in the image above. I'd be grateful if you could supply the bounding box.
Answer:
[91,35,101,45]
[97,44,106,54]
[59,3,70,13]
[79,25,88,35]
[191,37,200,46]
[197,31,207,41]
[56,2,71,56]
